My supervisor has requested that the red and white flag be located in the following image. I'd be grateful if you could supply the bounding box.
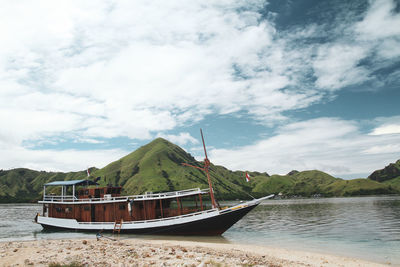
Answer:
[87,168,90,177]
[245,172,250,182]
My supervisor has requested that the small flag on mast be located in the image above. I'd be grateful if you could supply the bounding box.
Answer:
[245,172,250,182]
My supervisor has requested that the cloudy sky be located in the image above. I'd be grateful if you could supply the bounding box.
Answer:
[1,0,399,178]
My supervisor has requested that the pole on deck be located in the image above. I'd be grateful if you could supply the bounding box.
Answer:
[200,129,217,209]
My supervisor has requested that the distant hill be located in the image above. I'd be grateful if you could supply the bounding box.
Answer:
[0,139,399,203]
[368,160,400,182]
[0,167,98,203]
[250,170,397,197]
[368,159,400,191]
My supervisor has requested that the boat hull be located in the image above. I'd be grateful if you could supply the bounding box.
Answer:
[38,204,258,236]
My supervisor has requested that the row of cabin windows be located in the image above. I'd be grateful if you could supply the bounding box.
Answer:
[78,190,89,196]
[77,188,122,196]
[55,205,126,212]
[55,207,72,213]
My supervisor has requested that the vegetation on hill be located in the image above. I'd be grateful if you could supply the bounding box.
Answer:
[250,170,398,197]
[383,177,400,191]
[0,138,399,203]
[0,168,97,203]
[90,138,251,200]
[368,160,400,182]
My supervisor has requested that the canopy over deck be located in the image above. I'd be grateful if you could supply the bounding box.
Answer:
[42,179,99,202]
[44,179,98,186]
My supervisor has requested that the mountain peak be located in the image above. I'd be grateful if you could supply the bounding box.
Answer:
[149,137,171,144]
[142,137,180,150]
[287,170,299,176]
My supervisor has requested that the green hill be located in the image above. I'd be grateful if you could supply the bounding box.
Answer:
[89,138,251,199]
[0,138,399,203]
[368,160,400,182]
[250,170,398,197]
[0,167,97,202]
[367,159,400,191]
[383,177,400,191]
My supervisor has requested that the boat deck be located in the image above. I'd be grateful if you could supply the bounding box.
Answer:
[39,188,209,204]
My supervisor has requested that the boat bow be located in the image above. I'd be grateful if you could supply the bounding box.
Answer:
[221,194,275,213]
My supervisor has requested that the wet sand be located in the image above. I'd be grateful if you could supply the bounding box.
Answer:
[0,238,389,266]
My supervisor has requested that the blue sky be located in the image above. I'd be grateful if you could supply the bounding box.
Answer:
[0,0,399,178]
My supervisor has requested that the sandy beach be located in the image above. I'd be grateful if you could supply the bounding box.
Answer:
[0,238,389,267]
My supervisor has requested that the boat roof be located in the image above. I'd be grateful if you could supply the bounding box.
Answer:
[44,179,98,186]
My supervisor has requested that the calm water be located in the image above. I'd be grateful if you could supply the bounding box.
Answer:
[1,196,399,265]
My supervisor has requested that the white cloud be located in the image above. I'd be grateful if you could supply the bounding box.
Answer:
[209,117,400,177]
[355,0,400,40]
[2,0,297,145]
[354,0,400,74]
[377,39,400,59]
[313,44,369,90]
[370,124,400,135]
[156,132,199,146]
[73,138,104,144]
[2,0,397,147]
[362,144,400,155]
[0,145,128,172]
[305,0,400,91]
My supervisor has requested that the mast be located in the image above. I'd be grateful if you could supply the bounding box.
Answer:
[182,129,217,209]
[200,129,217,209]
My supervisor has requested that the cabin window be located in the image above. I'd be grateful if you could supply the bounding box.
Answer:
[84,206,90,211]
[79,190,87,195]
[119,204,125,210]
[65,207,72,213]
[56,207,63,213]
[170,200,178,209]
[95,189,100,197]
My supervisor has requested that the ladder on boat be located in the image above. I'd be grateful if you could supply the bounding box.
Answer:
[113,219,123,235]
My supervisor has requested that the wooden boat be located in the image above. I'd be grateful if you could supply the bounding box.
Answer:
[35,130,273,235]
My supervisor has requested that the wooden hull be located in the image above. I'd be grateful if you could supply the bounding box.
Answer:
[37,203,258,236]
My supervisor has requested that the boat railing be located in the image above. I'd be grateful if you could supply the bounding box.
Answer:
[43,195,78,202]
[134,188,207,200]
[41,188,209,203]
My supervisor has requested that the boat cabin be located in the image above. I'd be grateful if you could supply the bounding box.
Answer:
[77,186,122,199]
[39,179,210,224]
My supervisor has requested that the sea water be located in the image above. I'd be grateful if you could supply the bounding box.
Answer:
[225,196,400,265]
[1,196,399,265]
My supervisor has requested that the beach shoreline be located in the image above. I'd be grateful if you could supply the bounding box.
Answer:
[0,238,390,267]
